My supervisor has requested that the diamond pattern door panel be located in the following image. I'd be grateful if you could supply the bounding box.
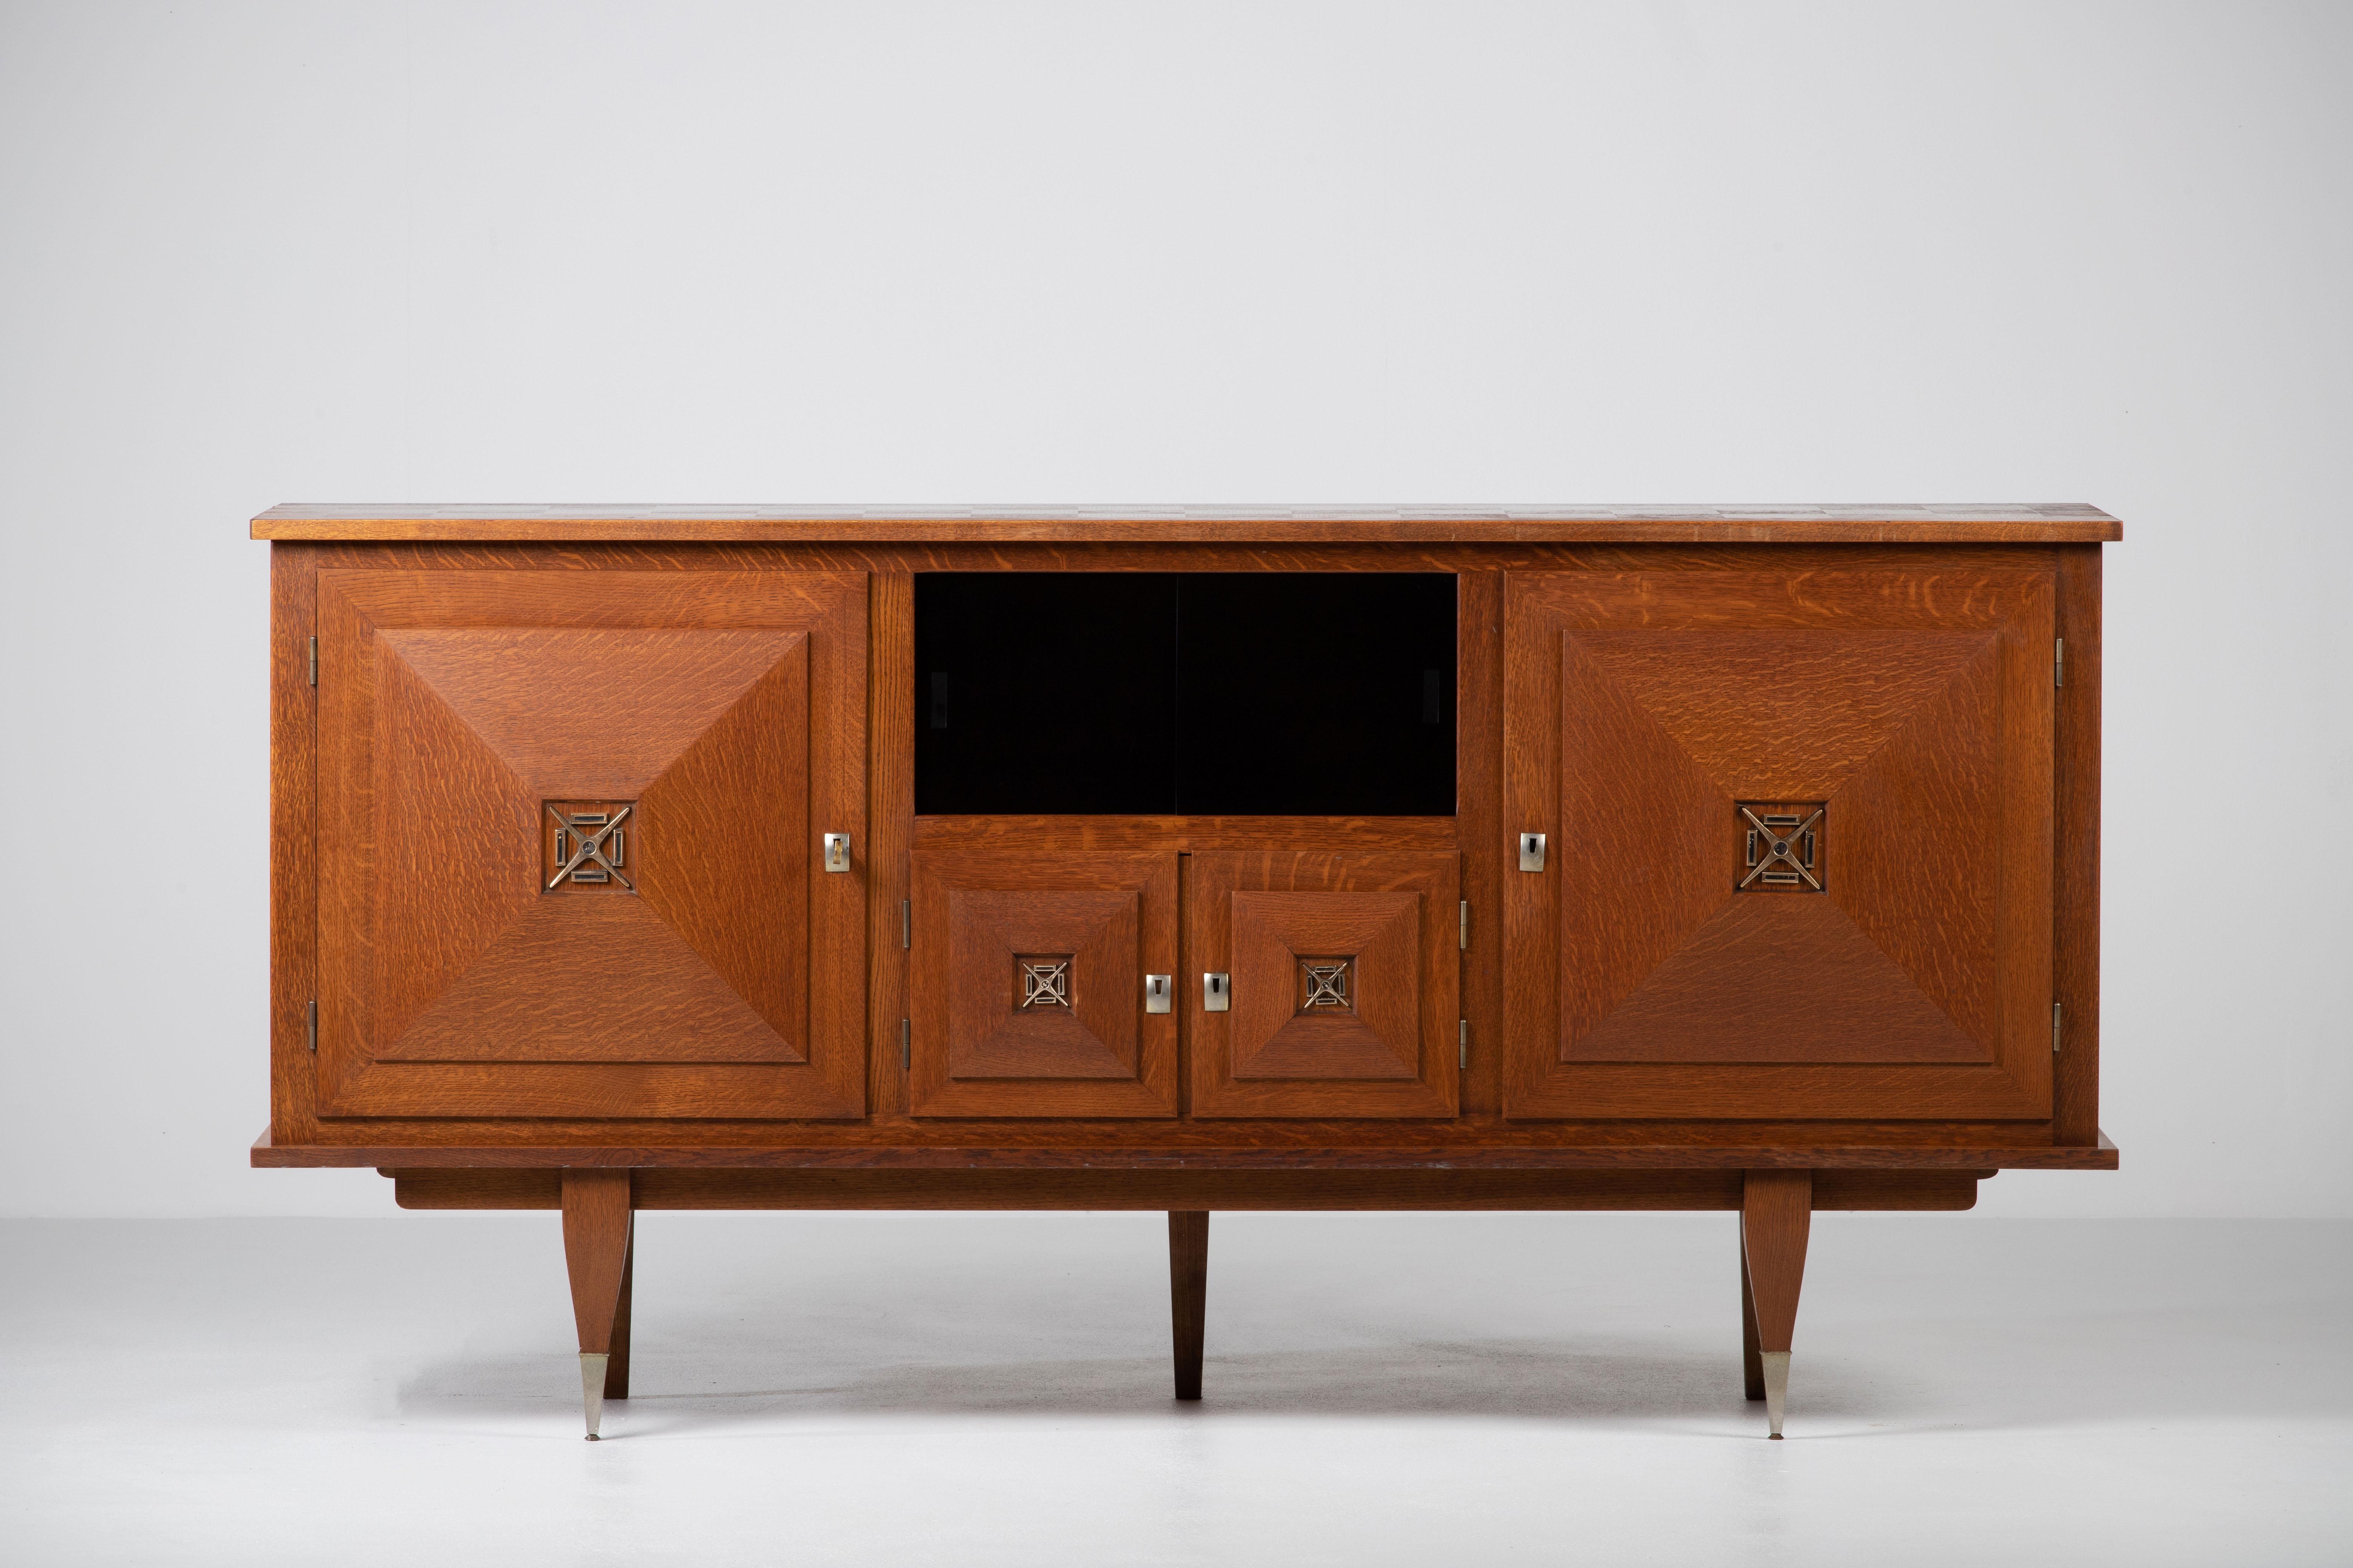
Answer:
[1502,568,2053,1120]
[908,850,1179,1117]
[315,570,867,1119]
[1189,853,1459,1118]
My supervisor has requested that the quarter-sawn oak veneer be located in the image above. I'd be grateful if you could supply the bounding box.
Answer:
[253,507,2120,1441]
[1502,565,2054,1120]
[315,568,868,1120]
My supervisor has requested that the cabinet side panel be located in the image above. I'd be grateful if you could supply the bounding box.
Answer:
[2054,545,2103,1143]
[269,543,321,1141]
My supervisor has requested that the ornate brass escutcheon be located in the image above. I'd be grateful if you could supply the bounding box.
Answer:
[1737,803,1825,892]
[1016,955,1073,1010]
[544,802,636,892]
[1298,959,1352,1012]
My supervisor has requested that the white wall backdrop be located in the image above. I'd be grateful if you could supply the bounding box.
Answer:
[1,1,2345,1217]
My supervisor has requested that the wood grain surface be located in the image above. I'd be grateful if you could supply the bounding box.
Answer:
[1456,570,1506,1118]
[1188,854,1459,1118]
[2054,546,2104,1144]
[310,568,867,1120]
[255,1118,2108,1159]
[1168,1211,1208,1399]
[268,546,320,1143]
[1502,566,2054,1120]
[1741,1249,1765,1399]
[269,539,2077,578]
[1740,1169,1812,1354]
[605,1234,633,1399]
[908,850,1180,1117]
[389,1166,1987,1210]
[869,571,916,1119]
[252,503,2124,544]
[267,1127,2116,1170]
[561,1168,633,1356]
[912,815,1459,853]
[1570,896,1985,1065]
[1229,892,1422,1079]
[262,537,2111,1178]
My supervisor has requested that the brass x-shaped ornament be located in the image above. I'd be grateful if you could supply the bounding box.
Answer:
[1020,959,1071,1010]
[1302,962,1350,1009]
[1737,806,1823,892]
[546,804,635,892]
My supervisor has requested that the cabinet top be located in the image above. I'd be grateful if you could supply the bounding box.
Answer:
[250,502,2122,544]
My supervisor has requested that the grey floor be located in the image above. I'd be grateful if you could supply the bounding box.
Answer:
[2,1212,2347,1567]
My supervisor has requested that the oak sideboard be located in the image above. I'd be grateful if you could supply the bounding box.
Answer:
[250,504,2120,1440]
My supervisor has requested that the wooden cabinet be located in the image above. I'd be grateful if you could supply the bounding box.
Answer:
[253,506,2121,1441]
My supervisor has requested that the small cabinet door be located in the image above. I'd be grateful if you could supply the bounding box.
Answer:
[1187,853,1459,1118]
[908,850,1180,1117]
[314,568,868,1119]
[1502,565,2054,1120]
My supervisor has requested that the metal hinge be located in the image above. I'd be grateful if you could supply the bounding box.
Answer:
[308,636,317,687]
[901,1017,910,1070]
[1459,1019,1469,1071]
[2051,1001,2062,1054]
[1459,900,1470,951]
[901,899,911,949]
[305,998,317,1053]
[2054,638,2065,688]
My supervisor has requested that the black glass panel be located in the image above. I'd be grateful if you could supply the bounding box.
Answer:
[914,572,1455,817]
[1174,573,1455,815]
[915,573,1179,814]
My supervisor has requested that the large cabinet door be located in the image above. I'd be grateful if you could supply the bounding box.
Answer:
[315,569,867,1119]
[908,850,1180,1117]
[1502,566,2054,1120]
[1187,853,1459,1118]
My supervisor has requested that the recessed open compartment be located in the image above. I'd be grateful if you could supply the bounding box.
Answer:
[914,572,1457,816]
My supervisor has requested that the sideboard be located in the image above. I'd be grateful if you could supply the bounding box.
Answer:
[250,504,2119,1439]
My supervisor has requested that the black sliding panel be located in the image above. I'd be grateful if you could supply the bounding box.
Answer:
[1174,573,1455,815]
[915,573,1179,814]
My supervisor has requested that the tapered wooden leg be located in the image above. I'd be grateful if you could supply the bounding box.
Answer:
[562,1168,634,1439]
[603,1228,633,1401]
[1168,1210,1208,1401]
[1741,1169,1811,1438]
[1741,1245,1765,1401]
